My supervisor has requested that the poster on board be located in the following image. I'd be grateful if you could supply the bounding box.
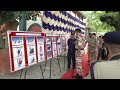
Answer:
[65,35,70,52]
[56,36,62,55]
[11,37,26,71]
[52,37,57,57]
[8,31,45,72]
[26,37,37,66]
[61,36,66,53]
[46,36,52,59]
[37,36,45,62]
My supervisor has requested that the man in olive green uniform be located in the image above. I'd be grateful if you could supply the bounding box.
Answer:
[89,33,97,62]
[88,33,92,62]
[85,31,120,79]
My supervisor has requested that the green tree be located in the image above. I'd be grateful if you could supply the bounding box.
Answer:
[100,11,120,31]
[81,11,115,33]
[0,11,42,25]
[0,11,42,49]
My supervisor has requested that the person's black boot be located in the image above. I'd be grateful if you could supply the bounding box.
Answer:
[72,73,82,79]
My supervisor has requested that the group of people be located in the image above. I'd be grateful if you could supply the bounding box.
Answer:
[67,28,86,79]
[85,31,120,79]
[67,28,120,79]
[88,33,108,64]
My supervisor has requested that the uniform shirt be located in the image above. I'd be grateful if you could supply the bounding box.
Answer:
[75,33,86,76]
[98,39,104,48]
[67,38,76,53]
[89,37,97,52]
[93,60,120,79]
[85,53,120,79]
[90,37,97,48]
[75,33,85,50]
[88,37,92,46]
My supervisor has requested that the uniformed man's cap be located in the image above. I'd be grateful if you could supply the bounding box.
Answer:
[104,31,120,44]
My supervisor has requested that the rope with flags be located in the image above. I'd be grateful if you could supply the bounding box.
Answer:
[42,11,86,34]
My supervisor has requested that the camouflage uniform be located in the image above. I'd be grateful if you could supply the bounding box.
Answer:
[88,37,92,61]
[89,37,97,61]
[75,33,86,76]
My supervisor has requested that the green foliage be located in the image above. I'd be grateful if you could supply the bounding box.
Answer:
[100,11,120,31]
[0,11,42,25]
[81,11,115,32]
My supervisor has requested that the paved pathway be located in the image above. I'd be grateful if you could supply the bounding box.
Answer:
[0,56,68,79]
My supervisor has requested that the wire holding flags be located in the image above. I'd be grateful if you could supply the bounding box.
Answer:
[42,11,86,34]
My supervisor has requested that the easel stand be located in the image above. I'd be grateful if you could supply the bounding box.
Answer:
[57,55,61,72]
[43,60,48,73]
[19,69,23,79]
[57,52,67,70]
[43,58,52,79]
[19,63,44,79]
[19,67,27,79]
[24,67,27,79]
[63,52,67,70]
[50,58,52,79]
[39,63,44,79]
[43,55,62,79]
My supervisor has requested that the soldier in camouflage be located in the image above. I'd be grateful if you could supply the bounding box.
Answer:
[72,28,86,79]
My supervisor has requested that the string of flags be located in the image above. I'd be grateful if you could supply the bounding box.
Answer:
[42,11,86,33]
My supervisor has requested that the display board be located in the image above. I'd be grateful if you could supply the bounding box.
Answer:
[52,36,57,57]
[62,35,70,53]
[7,31,45,72]
[8,31,69,72]
[51,35,58,57]
[26,37,37,66]
[10,36,26,71]
[56,35,62,56]
[61,36,66,53]
[45,34,60,58]
[45,34,53,60]
[37,36,45,62]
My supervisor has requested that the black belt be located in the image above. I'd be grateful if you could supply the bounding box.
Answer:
[76,48,84,50]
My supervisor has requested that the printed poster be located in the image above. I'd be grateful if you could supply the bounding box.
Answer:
[11,37,26,71]
[61,37,66,53]
[46,36,52,59]
[65,36,69,51]
[56,36,62,55]
[37,36,45,62]
[52,37,57,57]
[26,37,37,66]
[8,31,45,72]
